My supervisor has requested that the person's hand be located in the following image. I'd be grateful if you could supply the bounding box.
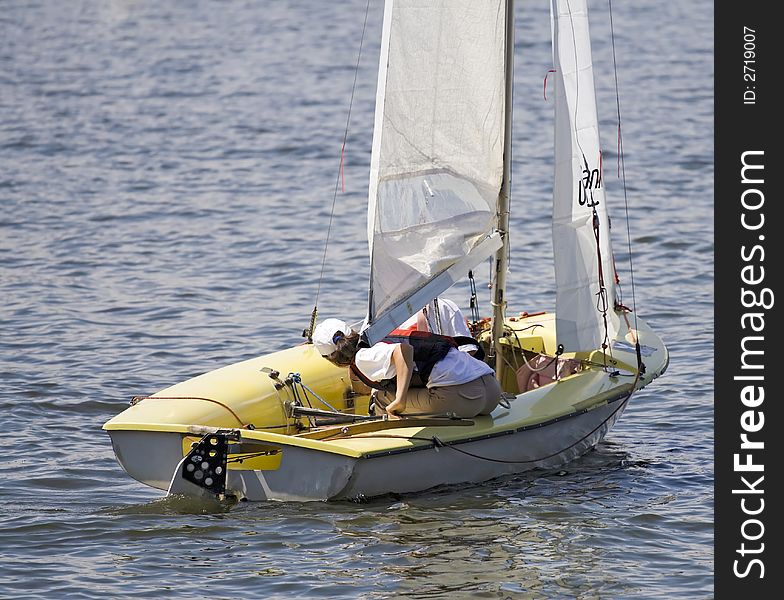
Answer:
[387,344,413,420]
[385,399,404,419]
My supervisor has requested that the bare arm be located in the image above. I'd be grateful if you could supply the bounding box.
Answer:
[385,343,414,419]
[415,309,429,332]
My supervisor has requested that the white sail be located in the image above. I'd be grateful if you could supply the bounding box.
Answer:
[364,0,507,344]
[550,0,619,352]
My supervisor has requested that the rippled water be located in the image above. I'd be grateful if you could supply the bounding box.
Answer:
[1,0,713,598]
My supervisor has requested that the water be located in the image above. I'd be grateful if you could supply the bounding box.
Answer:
[0,0,713,597]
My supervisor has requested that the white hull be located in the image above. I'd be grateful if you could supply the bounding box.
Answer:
[105,311,667,502]
[108,388,631,502]
[337,395,628,500]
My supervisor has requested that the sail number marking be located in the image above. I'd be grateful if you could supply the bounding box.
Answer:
[577,165,602,207]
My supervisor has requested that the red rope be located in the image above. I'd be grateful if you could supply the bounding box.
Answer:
[131,395,248,427]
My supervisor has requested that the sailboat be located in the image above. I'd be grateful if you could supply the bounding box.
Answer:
[103,0,668,502]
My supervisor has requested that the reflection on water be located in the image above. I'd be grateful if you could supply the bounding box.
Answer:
[82,445,693,598]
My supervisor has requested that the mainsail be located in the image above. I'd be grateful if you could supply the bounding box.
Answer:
[364,0,507,344]
[550,0,619,352]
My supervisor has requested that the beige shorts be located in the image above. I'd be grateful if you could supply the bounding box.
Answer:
[374,373,502,418]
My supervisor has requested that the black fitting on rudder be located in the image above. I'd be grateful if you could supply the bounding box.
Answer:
[182,433,229,495]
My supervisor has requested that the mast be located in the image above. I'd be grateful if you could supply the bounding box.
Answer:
[491,0,514,382]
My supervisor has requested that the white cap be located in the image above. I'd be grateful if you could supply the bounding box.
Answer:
[312,318,351,356]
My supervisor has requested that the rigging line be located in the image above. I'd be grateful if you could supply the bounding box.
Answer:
[608,0,639,338]
[467,270,481,327]
[499,342,522,374]
[311,0,372,317]
[432,392,628,463]
[227,451,280,464]
[508,328,562,373]
[564,0,589,172]
[130,395,248,427]
[271,382,293,435]
[592,208,611,362]
[293,375,341,413]
[355,392,632,465]
[505,0,514,268]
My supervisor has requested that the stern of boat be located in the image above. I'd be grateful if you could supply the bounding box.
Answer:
[103,343,368,495]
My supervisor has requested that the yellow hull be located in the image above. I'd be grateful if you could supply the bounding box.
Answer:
[103,311,668,501]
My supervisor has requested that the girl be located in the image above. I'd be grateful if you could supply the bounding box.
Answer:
[312,318,501,419]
